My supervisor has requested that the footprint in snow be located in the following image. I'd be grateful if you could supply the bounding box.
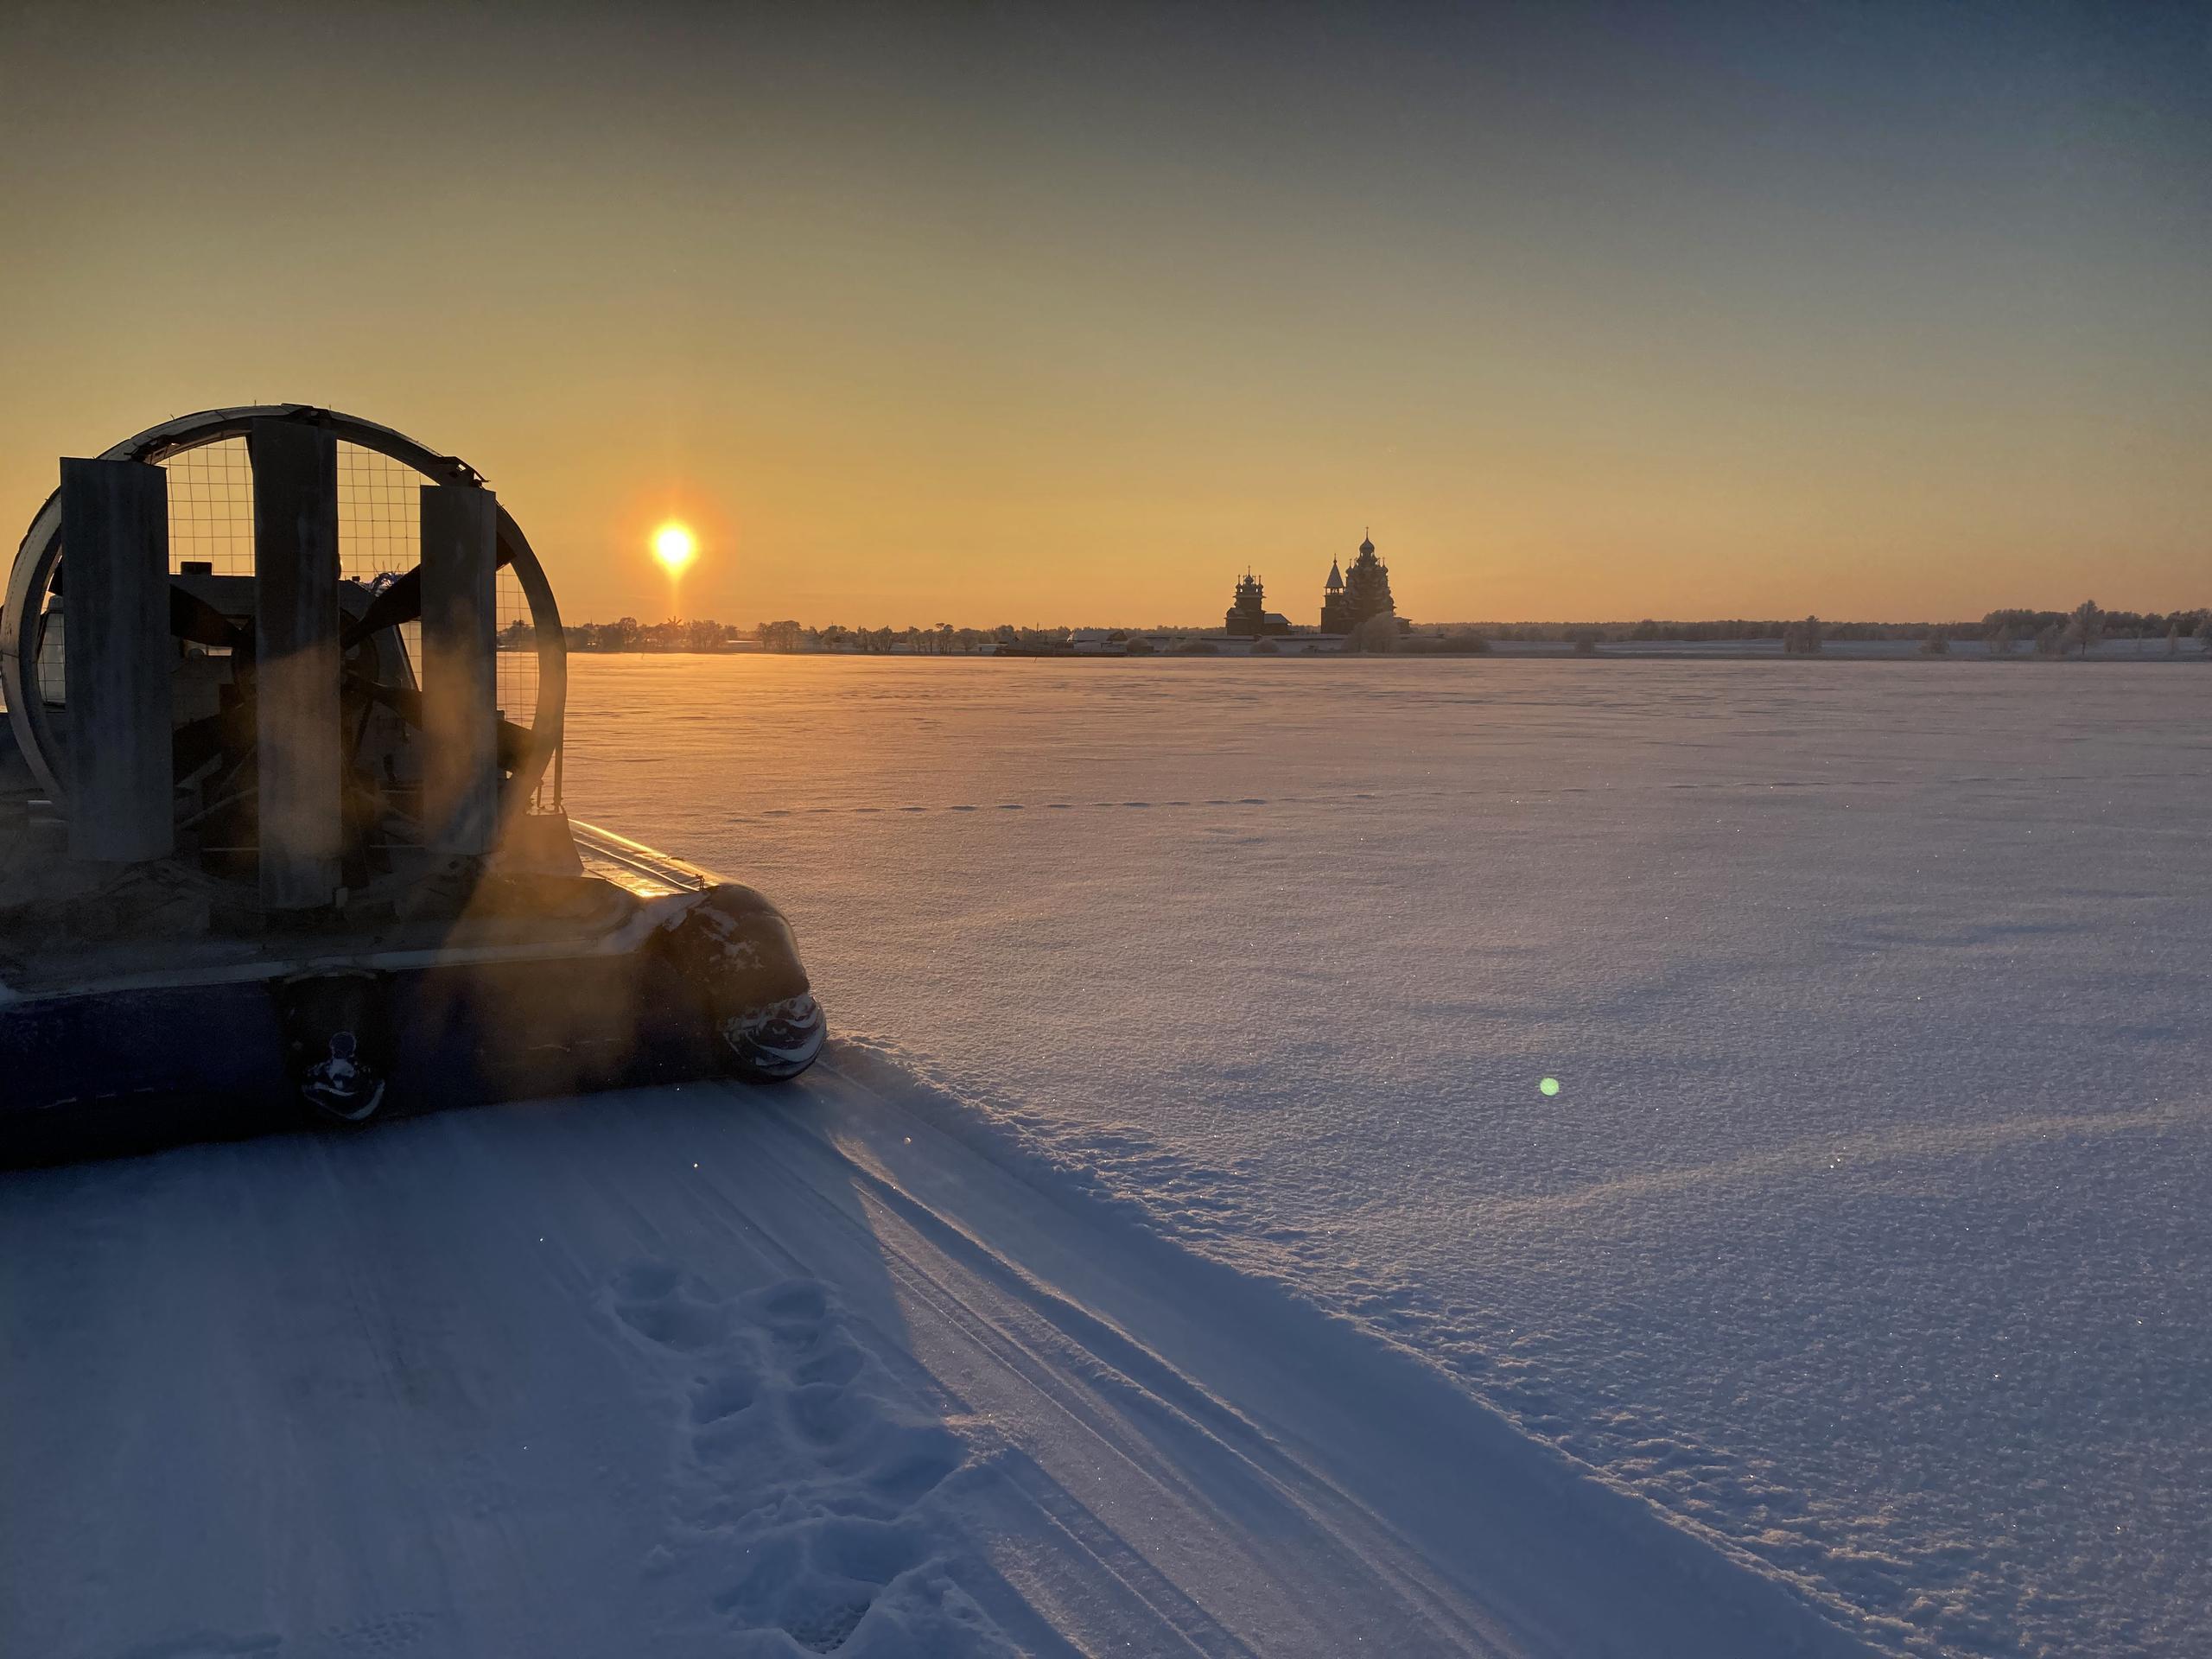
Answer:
[712,1516,931,1652]
[787,1380,873,1449]
[755,1278,830,1330]
[690,1370,760,1425]
[609,1267,982,1650]
[794,1340,865,1389]
[610,1262,732,1355]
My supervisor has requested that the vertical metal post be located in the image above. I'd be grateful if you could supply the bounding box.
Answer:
[251,418,342,911]
[418,484,499,855]
[60,457,173,862]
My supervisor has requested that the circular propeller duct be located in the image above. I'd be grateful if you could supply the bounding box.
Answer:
[1,405,566,880]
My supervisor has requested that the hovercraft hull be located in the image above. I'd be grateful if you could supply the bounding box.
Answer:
[0,828,824,1166]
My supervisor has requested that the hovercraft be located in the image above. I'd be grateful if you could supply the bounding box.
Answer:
[0,405,823,1163]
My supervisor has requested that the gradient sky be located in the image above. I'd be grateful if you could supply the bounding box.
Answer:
[2,2,2205,626]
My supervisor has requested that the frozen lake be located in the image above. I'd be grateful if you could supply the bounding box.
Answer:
[563,653,2211,1658]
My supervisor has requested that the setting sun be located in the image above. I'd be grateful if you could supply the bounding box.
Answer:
[652,523,696,574]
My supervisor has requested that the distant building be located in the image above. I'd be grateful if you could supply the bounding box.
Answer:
[1224,571,1293,637]
[1217,534,1404,646]
[1320,533,1396,633]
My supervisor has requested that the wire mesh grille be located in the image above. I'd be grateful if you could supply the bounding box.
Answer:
[27,435,540,729]
[333,443,539,725]
[34,613,63,706]
[156,438,428,582]
[336,443,427,705]
[493,564,537,728]
[161,438,255,575]
[337,442,418,582]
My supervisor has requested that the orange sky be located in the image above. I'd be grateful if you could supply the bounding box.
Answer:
[1,4,2204,626]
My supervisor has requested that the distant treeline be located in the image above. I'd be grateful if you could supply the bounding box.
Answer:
[505,604,2212,658]
[522,619,1096,654]
[1455,607,2212,644]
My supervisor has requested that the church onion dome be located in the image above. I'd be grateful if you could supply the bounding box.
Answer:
[1325,559,1344,591]
[1359,536,1375,556]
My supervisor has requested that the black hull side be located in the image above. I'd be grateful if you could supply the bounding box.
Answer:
[0,948,794,1167]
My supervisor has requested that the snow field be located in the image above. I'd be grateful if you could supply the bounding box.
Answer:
[5,655,2203,1657]
[563,656,2210,1657]
[1,1055,1871,1656]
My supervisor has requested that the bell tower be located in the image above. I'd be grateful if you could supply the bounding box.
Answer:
[1225,569,1268,637]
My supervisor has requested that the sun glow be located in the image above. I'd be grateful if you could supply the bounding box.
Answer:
[652,522,697,574]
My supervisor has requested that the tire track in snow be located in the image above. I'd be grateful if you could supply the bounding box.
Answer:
[686,1060,1879,1657]
[743,1108,1494,1656]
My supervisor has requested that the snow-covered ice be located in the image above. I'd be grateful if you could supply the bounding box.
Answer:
[2,1058,1866,1656]
[4,656,2206,1657]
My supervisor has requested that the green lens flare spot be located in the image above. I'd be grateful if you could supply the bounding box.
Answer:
[1539,1077,1560,1096]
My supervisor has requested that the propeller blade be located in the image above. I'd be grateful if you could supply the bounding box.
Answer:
[496,717,533,772]
[354,672,532,773]
[341,566,422,651]
[172,709,234,781]
[169,582,245,651]
[357,676,420,722]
